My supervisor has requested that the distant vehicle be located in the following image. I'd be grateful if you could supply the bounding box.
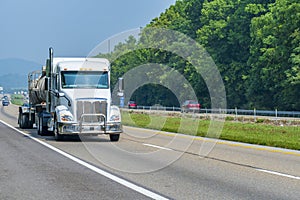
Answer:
[128,101,137,109]
[2,99,9,106]
[181,100,200,113]
[2,95,8,100]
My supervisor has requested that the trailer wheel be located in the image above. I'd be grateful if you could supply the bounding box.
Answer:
[109,134,120,142]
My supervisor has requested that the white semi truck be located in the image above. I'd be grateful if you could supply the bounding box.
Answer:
[18,48,122,141]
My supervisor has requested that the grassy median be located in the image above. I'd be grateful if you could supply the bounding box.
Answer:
[10,94,25,105]
[121,110,300,150]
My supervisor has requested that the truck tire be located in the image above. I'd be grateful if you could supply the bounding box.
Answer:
[54,118,63,141]
[28,113,35,129]
[109,134,120,142]
[37,117,47,136]
[28,120,34,129]
[18,113,22,127]
[19,114,29,129]
[37,117,41,135]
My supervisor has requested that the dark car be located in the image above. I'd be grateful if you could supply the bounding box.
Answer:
[128,101,137,109]
[2,99,9,106]
[181,100,200,113]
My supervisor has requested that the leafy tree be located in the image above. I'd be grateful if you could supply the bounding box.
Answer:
[248,0,300,110]
[197,0,275,108]
[94,0,299,110]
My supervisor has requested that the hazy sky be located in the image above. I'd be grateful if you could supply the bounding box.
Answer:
[0,0,175,64]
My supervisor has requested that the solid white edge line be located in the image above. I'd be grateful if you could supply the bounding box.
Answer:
[143,143,172,151]
[0,120,169,200]
[256,169,300,180]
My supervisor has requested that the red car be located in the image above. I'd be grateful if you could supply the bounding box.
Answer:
[128,101,137,109]
[181,100,200,113]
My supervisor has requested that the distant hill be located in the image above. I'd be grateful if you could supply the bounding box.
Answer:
[0,58,42,91]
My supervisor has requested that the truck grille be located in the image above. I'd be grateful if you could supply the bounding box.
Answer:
[76,100,107,122]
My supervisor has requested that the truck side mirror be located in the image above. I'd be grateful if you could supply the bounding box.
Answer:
[118,77,124,91]
[117,77,124,97]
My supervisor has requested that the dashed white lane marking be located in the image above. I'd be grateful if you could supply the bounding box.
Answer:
[125,126,300,157]
[143,143,173,151]
[256,169,300,180]
[1,120,169,200]
[143,142,300,181]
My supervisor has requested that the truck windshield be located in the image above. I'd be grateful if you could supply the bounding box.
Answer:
[61,71,109,89]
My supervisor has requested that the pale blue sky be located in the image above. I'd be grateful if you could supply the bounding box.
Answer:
[0,0,175,64]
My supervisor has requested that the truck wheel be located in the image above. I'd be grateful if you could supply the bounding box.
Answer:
[37,117,41,135]
[37,117,47,136]
[18,112,21,125]
[28,113,35,129]
[109,134,120,142]
[28,121,34,129]
[19,114,29,129]
[54,119,63,141]
[19,115,24,128]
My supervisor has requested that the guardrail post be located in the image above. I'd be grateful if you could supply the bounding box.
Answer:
[235,107,238,120]
[254,108,256,122]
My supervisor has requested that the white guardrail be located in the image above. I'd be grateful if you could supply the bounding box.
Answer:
[124,106,300,119]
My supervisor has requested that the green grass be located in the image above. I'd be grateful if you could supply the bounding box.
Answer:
[122,111,300,150]
[220,122,299,150]
[10,94,25,106]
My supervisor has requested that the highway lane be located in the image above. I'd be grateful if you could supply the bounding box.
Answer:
[0,122,157,199]
[1,104,300,199]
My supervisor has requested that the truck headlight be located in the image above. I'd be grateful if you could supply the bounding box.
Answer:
[60,114,73,122]
[109,105,121,122]
[110,115,120,122]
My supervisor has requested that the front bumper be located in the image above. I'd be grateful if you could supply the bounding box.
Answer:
[58,122,122,135]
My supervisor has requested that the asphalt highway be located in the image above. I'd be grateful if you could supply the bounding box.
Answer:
[1,104,299,199]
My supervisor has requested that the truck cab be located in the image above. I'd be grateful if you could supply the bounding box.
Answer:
[48,57,122,141]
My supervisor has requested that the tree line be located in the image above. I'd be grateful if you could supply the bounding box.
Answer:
[96,0,300,110]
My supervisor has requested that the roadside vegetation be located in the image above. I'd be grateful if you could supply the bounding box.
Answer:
[96,0,300,111]
[10,94,25,106]
[122,110,300,150]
